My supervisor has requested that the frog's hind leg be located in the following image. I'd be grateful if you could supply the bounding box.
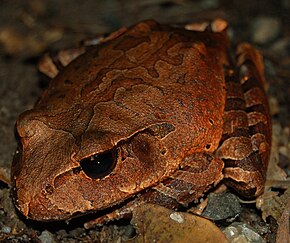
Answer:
[217,43,271,198]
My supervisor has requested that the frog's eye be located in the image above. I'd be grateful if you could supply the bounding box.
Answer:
[80,149,117,179]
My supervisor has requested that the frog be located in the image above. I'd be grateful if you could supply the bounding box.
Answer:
[11,19,271,225]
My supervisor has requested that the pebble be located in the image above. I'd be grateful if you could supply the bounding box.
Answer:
[223,222,266,243]
[202,192,242,221]
[170,212,185,223]
[123,224,136,239]
[251,17,281,44]
[39,230,56,243]
[1,226,11,234]
[270,38,290,57]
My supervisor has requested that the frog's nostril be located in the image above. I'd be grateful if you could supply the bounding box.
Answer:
[160,148,167,155]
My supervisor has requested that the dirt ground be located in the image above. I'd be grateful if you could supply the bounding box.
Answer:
[0,0,289,242]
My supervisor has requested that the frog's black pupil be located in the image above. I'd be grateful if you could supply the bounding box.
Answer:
[80,150,116,179]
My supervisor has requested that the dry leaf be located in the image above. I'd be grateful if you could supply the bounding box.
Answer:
[261,187,290,222]
[275,199,290,243]
[258,122,290,221]
[0,167,10,185]
[130,203,229,243]
[266,124,287,183]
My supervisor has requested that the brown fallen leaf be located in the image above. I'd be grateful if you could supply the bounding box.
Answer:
[261,187,290,223]
[130,203,229,243]
[0,167,10,185]
[0,26,63,55]
[258,123,290,221]
[275,199,290,243]
[266,123,287,183]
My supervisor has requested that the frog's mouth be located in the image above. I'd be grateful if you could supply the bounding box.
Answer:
[12,180,141,224]
[12,170,141,227]
[12,165,177,225]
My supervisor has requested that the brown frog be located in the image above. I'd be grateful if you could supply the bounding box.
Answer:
[11,19,271,224]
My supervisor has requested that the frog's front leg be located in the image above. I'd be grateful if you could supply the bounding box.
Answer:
[152,153,224,206]
[121,153,224,209]
[84,152,224,228]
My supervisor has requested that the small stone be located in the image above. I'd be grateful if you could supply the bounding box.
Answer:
[1,226,11,234]
[252,17,281,44]
[39,230,56,243]
[169,212,185,223]
[56,229,68,238]
[223,222,266,243]
[123,224,136,239]
[68,227,86,238]
[202,192,242,220]
[270,38,290,56]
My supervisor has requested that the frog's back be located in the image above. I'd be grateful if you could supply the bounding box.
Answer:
[20,20,228,157]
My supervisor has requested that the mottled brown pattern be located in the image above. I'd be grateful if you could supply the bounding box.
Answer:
[11,20,271,223]
[218,43,271,197]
